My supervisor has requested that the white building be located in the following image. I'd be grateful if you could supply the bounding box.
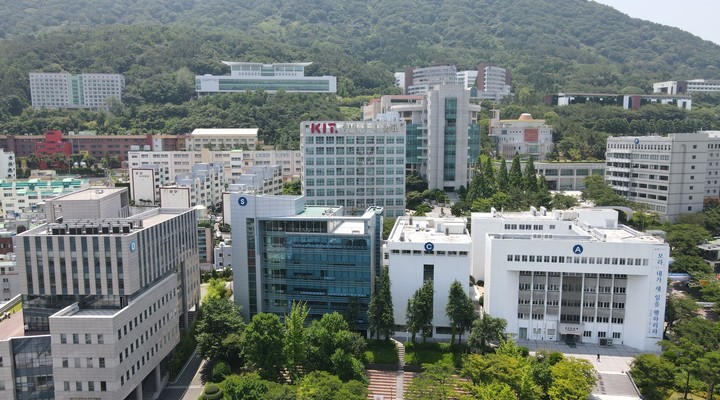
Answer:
[0,178,90,219]
[471,208,668,351]
[605,133,720,221]
[195,61,337,94]
[489,111,554,161]
[402,65,458,95]
[170,163,225,210]
[456,70,478,90]
[385,216,472,340]
[531,161,605,191]
[128,149,302,183]
[653,79,720,95]
[300,120,406,217]
[214,242,232,270]
[0,254,20,301]
[29,72,124,110]
[476,64,512,102]
[12,187,200,399]
[185,128,258,151]
[130,164,171,205]
[0,151,16,180]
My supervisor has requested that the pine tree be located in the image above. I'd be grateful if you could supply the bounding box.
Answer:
[509,155,523,189]
[481,158,496,197]
[368,267,395,340]
[406,280,434,343]
[497,158,509,191]
[446,280,476,345]
[524,155,538,192]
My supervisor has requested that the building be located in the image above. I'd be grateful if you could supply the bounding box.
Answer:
[127,149,303,185]
[0,134,180,160]
[185,129,258,151]
[0,254,21,301]
[0,150,16,180]
[300,120,406,218]
[475,64,512,102]
[653,79,720,95]
[488,111,554,161]
[129,164,171,205]
[368,87,482,191]
[34,130,72,158]
[545,93,692,110]
[385,216,473,340]
[530,161,605,191]
[0,178,90,219]
[456,70,478,90]
[402,65,458,95]
[12,187,200,399]
[605,133,720,221]
[169,163,225,210]
[29,72,125,110]
[214,242,232,270]
[195,61,337,94]
[471,208,669,351]
[230,193,383,331]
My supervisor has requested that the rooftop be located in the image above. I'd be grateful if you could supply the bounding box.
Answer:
[298,206,342,217]
[189,128,258,137]
[0,308,26,341]
[388,216,471,245]
[51,187,123,202]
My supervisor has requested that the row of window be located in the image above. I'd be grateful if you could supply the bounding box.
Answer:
[60,333,103,345]
[62,356,105,368]
[391,249,469,256]
[504,224,553,230]
[304,136,405,145]
[118,289,175,340]
[63,381,108,392]
[508,254,650,266]
[304,167,404,177]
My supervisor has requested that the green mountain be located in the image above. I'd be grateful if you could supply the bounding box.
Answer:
[0,0,719,117]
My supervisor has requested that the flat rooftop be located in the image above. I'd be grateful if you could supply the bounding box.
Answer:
[0,308,25,341]
[389,216,471,244]
[190,128,258,136]
[297,206,342,217]
[52,187,124,202]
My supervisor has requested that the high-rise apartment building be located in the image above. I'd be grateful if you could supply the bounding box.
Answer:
[300,120,406,218]
[402,65,458,95]
[605,132,720,221]
[29,72,124,110]
[0,150,16,180]
[471,208,668,351]
[8,187,200,400]
[653,79,720,95]
[196,61,337,94]
[476,64,512,102]
[230,193,383,330]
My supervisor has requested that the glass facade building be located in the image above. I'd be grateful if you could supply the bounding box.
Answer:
[196,61,337,94]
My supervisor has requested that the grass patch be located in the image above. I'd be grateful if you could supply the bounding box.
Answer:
[9,302,22,313]
[404,342,467,368]
[364,340,399,364]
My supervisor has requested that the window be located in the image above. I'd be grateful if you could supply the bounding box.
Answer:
[97,334,104,344]
[60,334,67,344]
[597,331,606,338]
[62,357,69,368]
[101,381,107,391]
[76,382,82,391]
[87,358,93,368]
[64,381,70,391]
[583,331,592,338]
[72,334,79,344]
[88,381,95,392]
[99,358,105,368]
[85,334,92,344]
[423,264,434,282]
[612,332,621,339]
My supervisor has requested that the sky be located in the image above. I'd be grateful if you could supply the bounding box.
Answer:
[593,0,720,45]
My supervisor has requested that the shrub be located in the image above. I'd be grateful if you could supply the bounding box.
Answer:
[211,360,231,382]
[201,383,223,400]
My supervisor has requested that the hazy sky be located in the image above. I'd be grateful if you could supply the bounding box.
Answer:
[593,0,720,45]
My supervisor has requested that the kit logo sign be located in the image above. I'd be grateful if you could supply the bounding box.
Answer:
[424,242,435,252]
[634,138,640,145]
[238,197,248,206]
[572,244,583,254]
[309,122,337,134]
[130,240,137,253]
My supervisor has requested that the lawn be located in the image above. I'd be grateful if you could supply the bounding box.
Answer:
[404,342,467,367]
[364,340,399,365]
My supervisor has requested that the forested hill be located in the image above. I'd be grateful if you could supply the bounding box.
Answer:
[1,0,720,98]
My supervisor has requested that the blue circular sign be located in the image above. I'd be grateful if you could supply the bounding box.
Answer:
[130,240,137,253]
[633,138,640,145]
[572,244,583,254]
[238,197,248,207]
[424,242,435,252]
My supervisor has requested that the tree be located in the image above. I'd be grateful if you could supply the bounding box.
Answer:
[523,155,538,191]
[581,175,628,206]
[445,280,475,345]
[629,354,677,400]
[665,224,712,256]
[466,382,516,400]
[305,312,366,375]
[497,158,510,191]
[195,298,245,360]
[664,294,700,335]
[406,362,460,400]
[285,302,309,383]
[670,255,714,281]
[468,314,507,353]
[406,281,434,343]
[205,277,230,301]
[693,350,720,400]
[223,373,270,400]
[242,313,286,381]
[550,193,578,210]
[547,358,596,400]
[296,371,367,400]
[481,158,496,197]
[367,267,395,340]
[509,155,523,189]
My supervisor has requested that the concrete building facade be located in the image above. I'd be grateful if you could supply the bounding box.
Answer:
[29,72,124,110]
[196,61,337,94]
[489,111,554,161]
[0,178,90,219]
[471,208,668,351]
[300,120,406,218]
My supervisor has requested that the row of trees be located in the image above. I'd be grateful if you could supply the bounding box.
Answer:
[404,339,596,400]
